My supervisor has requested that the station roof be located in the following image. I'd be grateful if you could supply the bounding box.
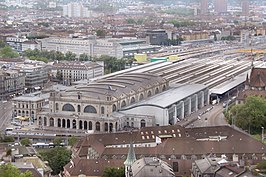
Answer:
[12,93,49,102]
[210,71,250,95]
[123,84,207,109]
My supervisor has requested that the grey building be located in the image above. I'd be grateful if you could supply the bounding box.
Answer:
[0,69,25,101]
[14,64,50,93]
[146,29,169,45]
[120,84,209,126]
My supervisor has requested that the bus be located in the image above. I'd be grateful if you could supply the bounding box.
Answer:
[5,128,13,135]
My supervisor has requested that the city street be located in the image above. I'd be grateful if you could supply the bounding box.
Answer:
[0,101,13,133]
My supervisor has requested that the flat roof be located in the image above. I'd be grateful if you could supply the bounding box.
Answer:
[12,93,49,102]
[210,71,249,95]
[124,84,207,109]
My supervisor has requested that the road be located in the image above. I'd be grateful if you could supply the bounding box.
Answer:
[184,104,228,128]
[0,101,13,132]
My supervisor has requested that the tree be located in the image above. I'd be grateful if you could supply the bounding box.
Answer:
[65,51,76,61]
[96,29,106,37]
[20,138,31,146]
[53,137,62,146]
[0,46,19,58]
[103,167,125,177]
[0,40,6,48]
[94,55,126,74]
[228,96,266,134]
[68,136,78,147]
[79,53,90,61]
[0,163,33,177]
[6,149,12,156]
[39,147,71,175]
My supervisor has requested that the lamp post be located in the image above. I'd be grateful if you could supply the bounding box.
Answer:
[262,127,265,143]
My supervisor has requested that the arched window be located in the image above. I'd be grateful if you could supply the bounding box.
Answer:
[26,111,29,115]
[101,106,105,114]
[139,94,144,101]
[62,119,66,128]
[96,122,100,131]
[89,121,92,130]
[67,119,70,128]
[130,97,136,104]
[84,121,88,130]
[162,85,166,91]
[141,119,146,128]
[31,111,34,115]
[105,123,108,132]
[147,91,152,97]
[112,104,117,112]
[109,123,113,132]
[121,100,126,108]
[44,117,47,126]
[18,110,21,114]
[155,88,159,94]
[62,104,75,112]
[115,122,118,131]
[49,118,54,127]
[78,105,81,112]
[84,105,97,113]
[131,122,134,127]
[79,120,83,129]
[73,120,76,129]
[58,118,61,128]
[38,117,42,126]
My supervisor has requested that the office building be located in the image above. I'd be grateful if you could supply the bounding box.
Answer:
[214,0,227,14]
[242,0,249,16]
[63,2,91,18]
[200,0,208,15]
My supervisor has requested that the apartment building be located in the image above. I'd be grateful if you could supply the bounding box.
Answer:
[0,69,25,100]
[51,61,104,84]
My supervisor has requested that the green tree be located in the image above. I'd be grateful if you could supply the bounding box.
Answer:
[6,149,12,156]
[56,70,63,81]
[94,55,126,74]
[64,51,76,61]
[257,160,266,170]
[103,167,125,177]
[0,40,6,48]
[96,29,106,37]
[20,138,31,146]
[53,137,62,146]
[39,147,71,175]
[0,46,19,58]
[126,18,136,24]
[68,136,78,147]
[228,96,266,134]
[0,163,33,177]
[79,53,90,61]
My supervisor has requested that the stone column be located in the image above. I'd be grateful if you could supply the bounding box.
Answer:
[194,94,198,112]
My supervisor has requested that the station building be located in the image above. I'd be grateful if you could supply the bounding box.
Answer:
[37,72,209,133]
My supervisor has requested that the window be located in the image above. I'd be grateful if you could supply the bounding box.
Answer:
[89,121,92,130]
[112,104,117,112]
[139,94,144,101]
[62,104,75,112]
[140,119,146,128]
[155,88,159,94]
[173,162,179,172]
[130,97,135,104]
[147,91,151,97]
[96,122,100,131]
[78,105,81,112]
[55,103,59,111]
[121,100,126,108]
[84,105,97,113]
[101,106,105,114]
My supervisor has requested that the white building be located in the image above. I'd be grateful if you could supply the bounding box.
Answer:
[63,2,91,18]
[40,37,160,59]
[22,41,40,52]
[51,61,104,84]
